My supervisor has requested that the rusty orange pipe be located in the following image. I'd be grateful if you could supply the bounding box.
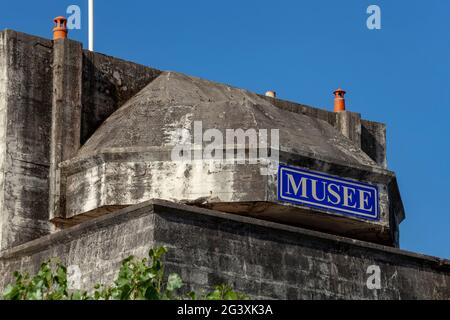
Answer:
[333,88,346,112]
[53,16,68,40]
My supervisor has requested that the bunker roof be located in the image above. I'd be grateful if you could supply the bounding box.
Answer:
[79,71,378,168]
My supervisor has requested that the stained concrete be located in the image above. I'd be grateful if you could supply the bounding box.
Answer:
[77,72,376,167]
[81,51,162,145]
[0,30,161,248]
[0,29,405,250]
[0,200,448,300]
[261,95,387,168]
[0,30,54,249]
[0,29,440,299]
[49,39,83,221]
[361,119,387,169]
[0,30,405,249]
[60,72,403,246]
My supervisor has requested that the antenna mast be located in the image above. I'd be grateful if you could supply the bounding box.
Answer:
[88,0,94,51]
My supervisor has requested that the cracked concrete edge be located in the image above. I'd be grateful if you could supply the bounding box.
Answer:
[0,199,447,271]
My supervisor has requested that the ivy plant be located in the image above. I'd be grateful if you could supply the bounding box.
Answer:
[2,246,248,301]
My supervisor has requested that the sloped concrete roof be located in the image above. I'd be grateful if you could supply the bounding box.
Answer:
[78,72,377,167]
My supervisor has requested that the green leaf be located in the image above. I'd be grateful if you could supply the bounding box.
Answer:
[56,265,67,282]
[2,284,19,300]
[1,246,249,301]
[144,286,159,300]
[224,290,238,300]
[186,291,197,300]
[71,291,82,300]
[119,284,132,300]
[166,273,183,292]
[206,289,222,300]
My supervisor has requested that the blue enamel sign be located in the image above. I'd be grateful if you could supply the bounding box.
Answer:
[278,165,379,221]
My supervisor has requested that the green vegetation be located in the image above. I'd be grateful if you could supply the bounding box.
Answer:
[2,246,248,301]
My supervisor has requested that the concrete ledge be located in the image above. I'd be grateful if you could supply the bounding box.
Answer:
[155,200,446,269]
[0,200,448,299]
[1,199,447,267]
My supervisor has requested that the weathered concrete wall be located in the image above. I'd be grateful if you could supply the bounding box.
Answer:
[0,29,397,257]
[81,51,162,144]
[58,147,399,246]
[262,95,387,167]
[336,111,362,148]
[49,39,83,221]
[0,31,7,249]
[261,95,337,126]
[0,201,448,300]
[0,31,162,249]
[361,119,387,168]
[0,30,54,250]
[61,72,402,246]
[52,47,161,219]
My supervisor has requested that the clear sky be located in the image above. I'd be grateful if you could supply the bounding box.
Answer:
[1,0,449,259]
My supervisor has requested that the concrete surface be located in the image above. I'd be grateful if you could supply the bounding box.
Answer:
[0,200,447,300]
[0,29,438,300]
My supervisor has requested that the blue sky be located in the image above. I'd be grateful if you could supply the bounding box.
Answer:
[1,0,449,259]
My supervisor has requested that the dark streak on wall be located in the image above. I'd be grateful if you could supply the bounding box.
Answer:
[81,51,162,145]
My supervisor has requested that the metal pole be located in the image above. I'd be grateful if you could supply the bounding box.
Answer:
[88,0,94,51]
